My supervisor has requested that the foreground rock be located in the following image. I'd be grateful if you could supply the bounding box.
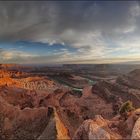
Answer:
[73,109,140,140]
[0,95,49,140]
[73,115,121,140]
[131,117,140,139]
[38,107,70,140]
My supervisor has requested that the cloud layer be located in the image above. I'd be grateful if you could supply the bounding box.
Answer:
[0,1,140,64]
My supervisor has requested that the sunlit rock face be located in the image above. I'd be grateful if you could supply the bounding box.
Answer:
[72,110,140,140]
[0,69,56,91]
[0,70,29,78]
[73,115,122,140]
[131,117,140,139]
[73,120,111,140]
[38,107,70,140]
[21,77,55,91]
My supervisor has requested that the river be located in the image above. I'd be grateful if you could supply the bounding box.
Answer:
[50,76,96,92]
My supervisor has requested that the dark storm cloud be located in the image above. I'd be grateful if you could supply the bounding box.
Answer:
[0,1,138,42]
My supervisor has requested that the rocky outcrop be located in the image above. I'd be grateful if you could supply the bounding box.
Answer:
[130,109,140,140]
[0,76,55,92]
[73,109,140,140]
[0,94,49,140]
[0,69,29,78]
[38,107,70,140]
[92,69,140,109]
[131,117,140,139]
[21,77,55,91]
[73,115,122,140]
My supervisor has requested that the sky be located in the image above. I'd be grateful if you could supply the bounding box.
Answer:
[0,1,140,64]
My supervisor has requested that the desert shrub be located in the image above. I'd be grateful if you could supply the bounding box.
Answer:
[119,100,135,115]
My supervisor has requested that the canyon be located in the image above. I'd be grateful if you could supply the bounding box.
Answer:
[0,64,140,139]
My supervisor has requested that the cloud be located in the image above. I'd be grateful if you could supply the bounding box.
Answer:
[0,1,136,41]
[0,49,38,63]
[0,1,140,63]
